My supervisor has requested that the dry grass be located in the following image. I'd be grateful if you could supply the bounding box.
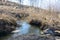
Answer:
[0,13,17,25]
[0,1,60,26]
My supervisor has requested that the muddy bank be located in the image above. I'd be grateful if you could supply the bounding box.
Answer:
[29,19,60,30]
[0,14,18,36]
[0,19,16,33]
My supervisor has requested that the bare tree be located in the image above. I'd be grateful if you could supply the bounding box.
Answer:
[29,0,34,6]
[40,0,43,12]
[19,0,22,4]
[49,0,58,13]
[48,0,51,13]
[29,0,38,7]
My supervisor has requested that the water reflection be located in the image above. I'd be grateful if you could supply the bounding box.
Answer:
[14,21,40,35]
[17,22,31,35]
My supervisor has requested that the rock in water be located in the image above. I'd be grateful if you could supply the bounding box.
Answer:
[43,28,55,35]
[12,30,20,33]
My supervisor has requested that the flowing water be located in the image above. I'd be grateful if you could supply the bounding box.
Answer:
[0,21,41,40]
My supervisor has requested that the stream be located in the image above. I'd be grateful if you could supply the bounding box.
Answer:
[0,0,59,40]
[0,21,41,40]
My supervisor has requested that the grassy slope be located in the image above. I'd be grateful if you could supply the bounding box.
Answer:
[0,1,60,26]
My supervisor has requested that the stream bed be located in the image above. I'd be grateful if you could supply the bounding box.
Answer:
[0,21,41,40]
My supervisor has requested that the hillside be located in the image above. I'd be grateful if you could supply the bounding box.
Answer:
[0,0,60,30]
